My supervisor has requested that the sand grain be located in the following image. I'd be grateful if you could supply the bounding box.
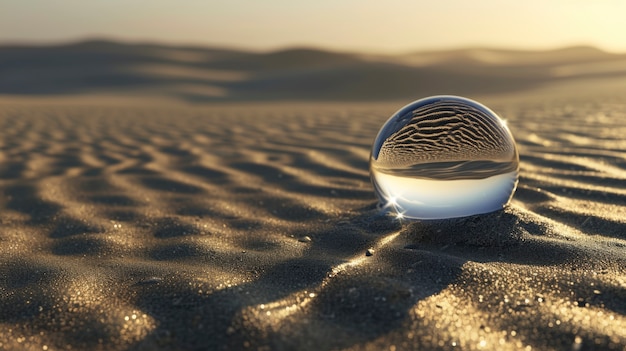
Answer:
[1,98,626,350]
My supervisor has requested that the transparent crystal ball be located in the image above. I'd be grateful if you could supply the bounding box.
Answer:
[370,95,519,220]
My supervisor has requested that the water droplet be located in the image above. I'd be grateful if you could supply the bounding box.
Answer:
[370,96,519,219]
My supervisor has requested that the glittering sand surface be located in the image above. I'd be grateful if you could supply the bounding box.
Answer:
[1,95,626,351]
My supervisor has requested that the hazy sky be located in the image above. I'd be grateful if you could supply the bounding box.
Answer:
[2,0,626,53]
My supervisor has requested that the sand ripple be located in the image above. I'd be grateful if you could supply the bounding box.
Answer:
[1,100,626,350]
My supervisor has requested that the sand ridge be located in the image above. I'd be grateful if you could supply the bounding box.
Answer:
[0,99,626,350]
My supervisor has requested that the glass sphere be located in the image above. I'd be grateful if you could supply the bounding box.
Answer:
[370,95,519,220]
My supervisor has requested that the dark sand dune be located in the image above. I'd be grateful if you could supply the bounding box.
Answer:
[1,94,626,350]
[2,40,626,101]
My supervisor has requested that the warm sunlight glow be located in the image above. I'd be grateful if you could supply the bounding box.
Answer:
[1,0,626,53]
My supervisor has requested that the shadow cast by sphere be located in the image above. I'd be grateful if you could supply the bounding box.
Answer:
[128,206,577,350]
[398,209,577,266]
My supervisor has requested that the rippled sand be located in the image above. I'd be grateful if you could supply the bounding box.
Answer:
[1,97,626,350]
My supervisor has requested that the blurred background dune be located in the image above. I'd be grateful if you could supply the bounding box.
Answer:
[2,40,626,102]
[2,0,626,103]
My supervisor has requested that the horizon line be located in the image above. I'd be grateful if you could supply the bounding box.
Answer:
[0,36,624,55]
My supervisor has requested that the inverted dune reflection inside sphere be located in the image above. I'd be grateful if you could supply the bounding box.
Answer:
[370,96,519,220]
